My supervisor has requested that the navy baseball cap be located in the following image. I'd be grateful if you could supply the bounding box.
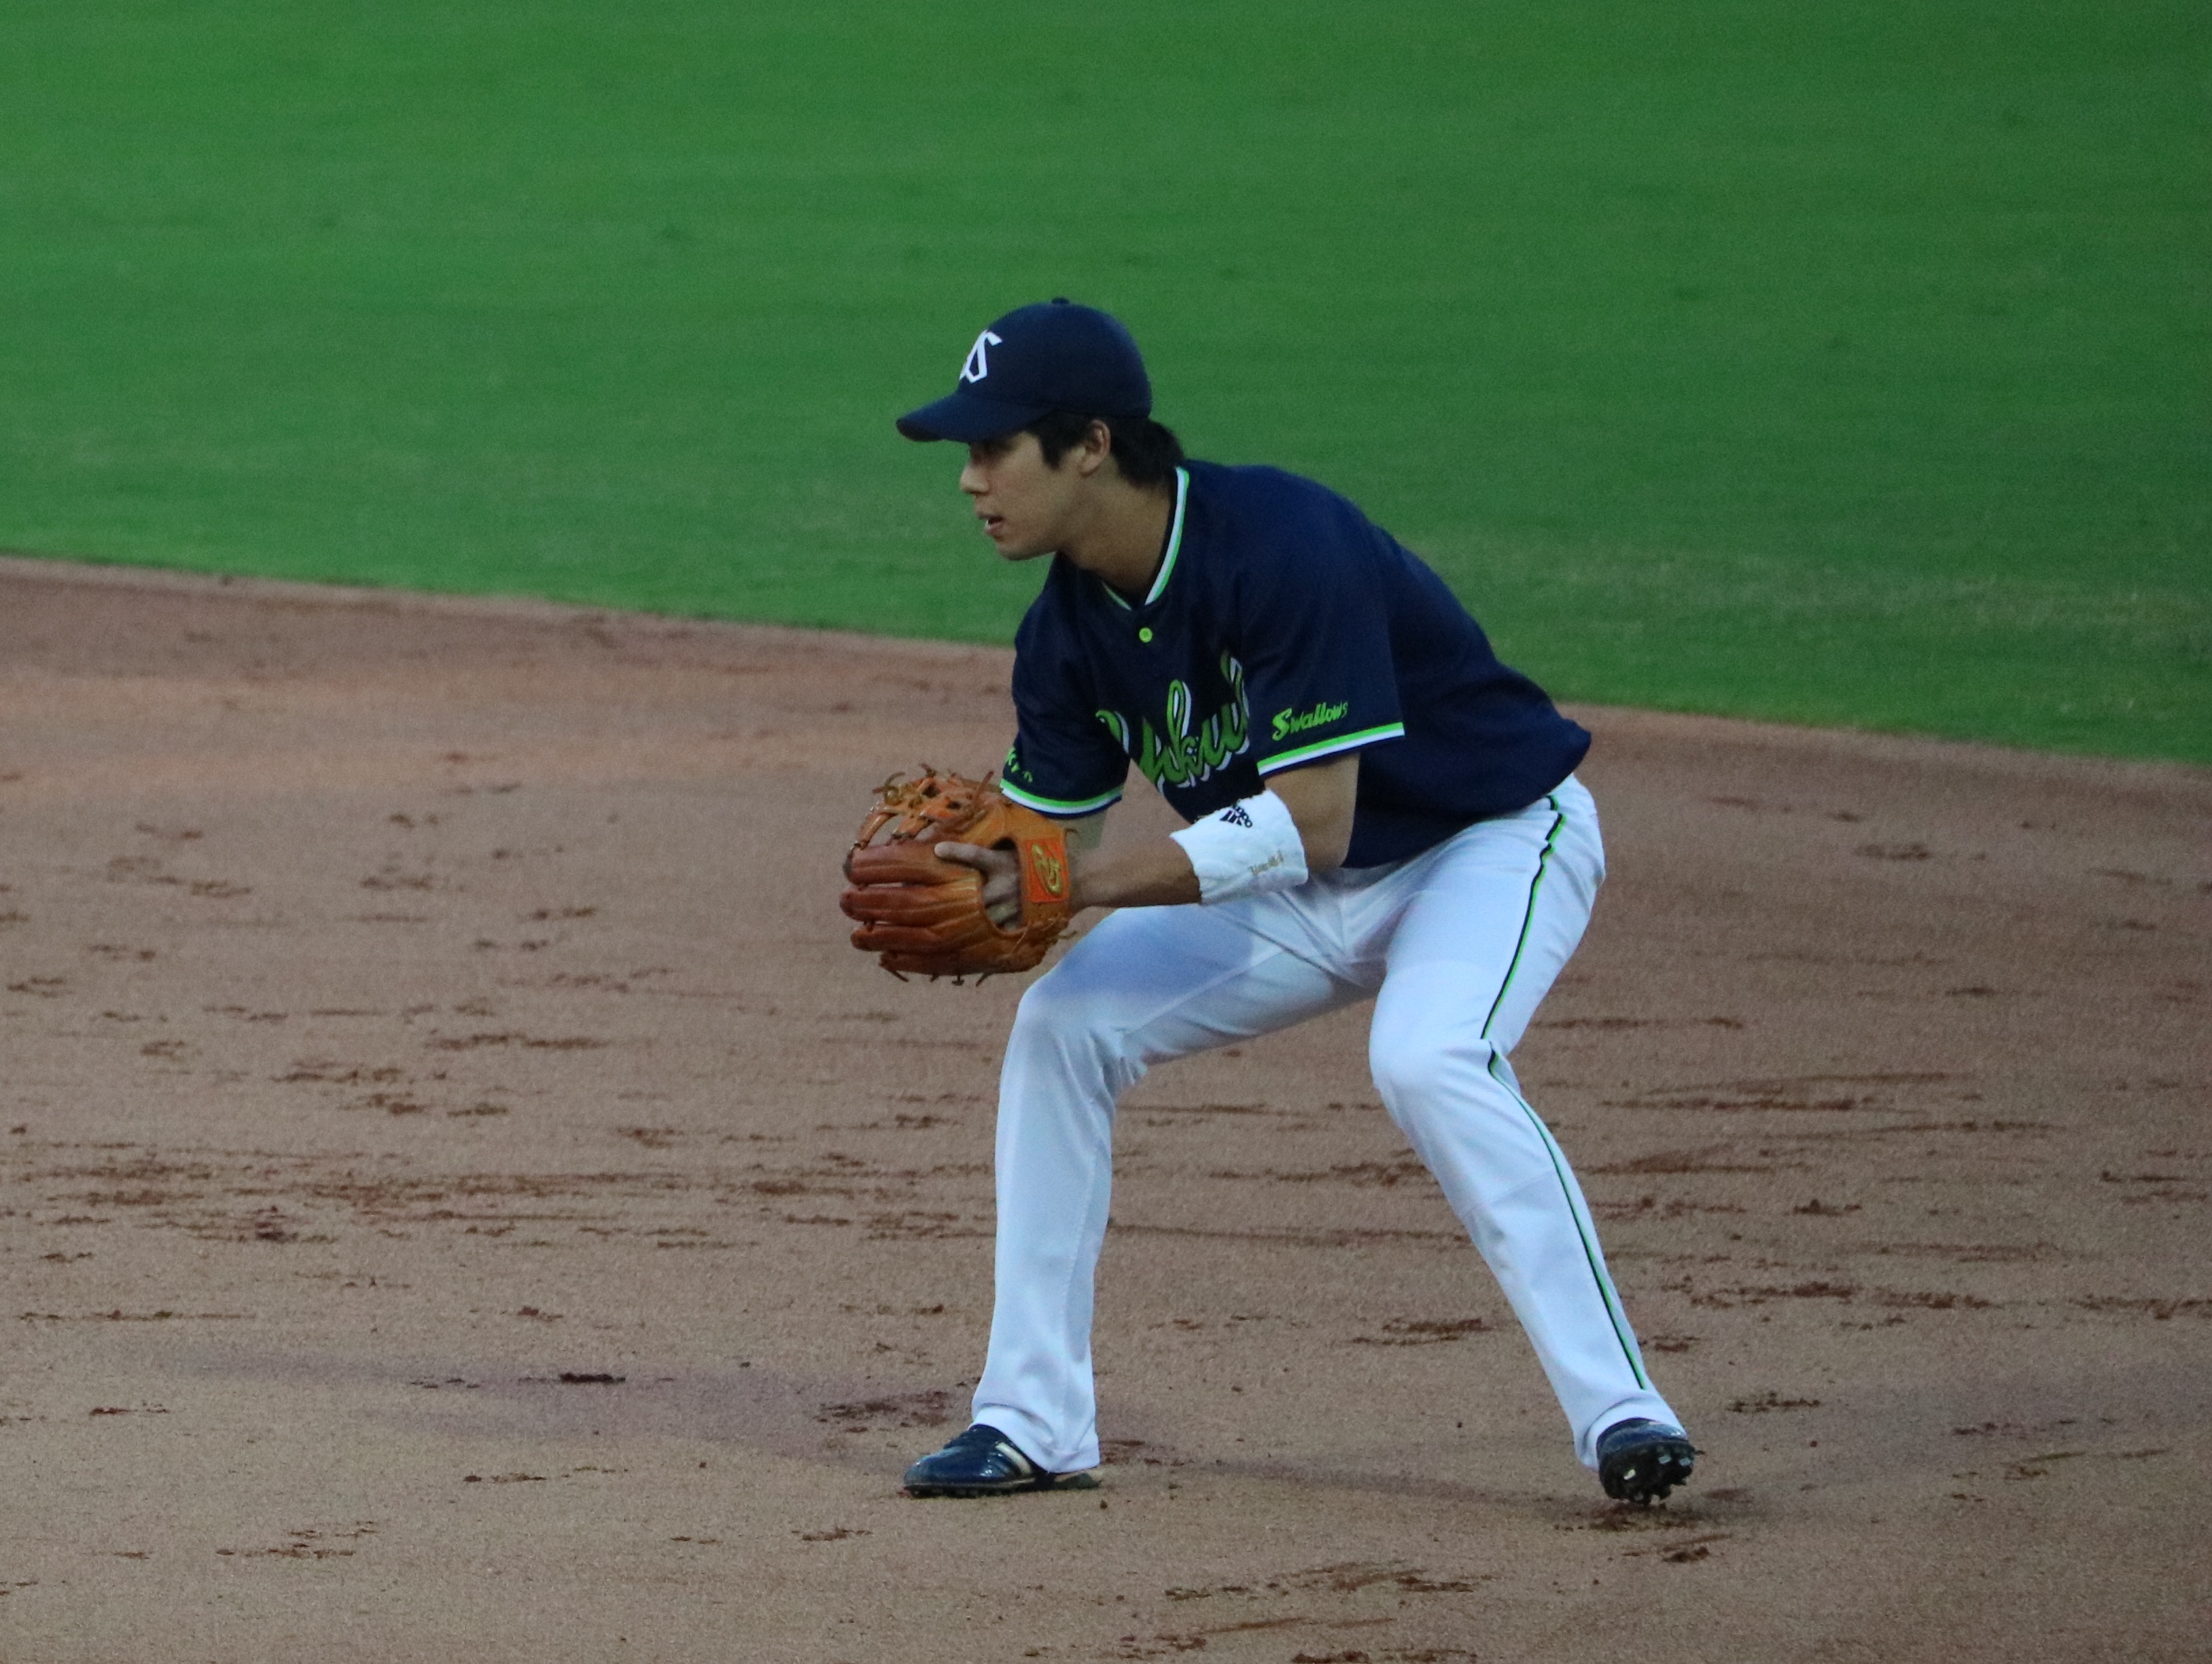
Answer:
[896,299,1151,443]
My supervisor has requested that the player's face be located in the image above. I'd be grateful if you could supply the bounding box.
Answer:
[960,431,1084,561]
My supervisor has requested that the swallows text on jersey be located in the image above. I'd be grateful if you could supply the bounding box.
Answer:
[1271,699,1349,742]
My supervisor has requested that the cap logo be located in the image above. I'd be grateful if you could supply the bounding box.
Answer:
[960,330,1003,385]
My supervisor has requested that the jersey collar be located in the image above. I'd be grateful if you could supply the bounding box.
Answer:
[1100,466,1189,611]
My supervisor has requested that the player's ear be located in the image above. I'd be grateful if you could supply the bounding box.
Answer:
[1072,419,1114,479]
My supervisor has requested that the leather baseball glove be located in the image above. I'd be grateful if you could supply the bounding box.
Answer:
[841,768,1074,978]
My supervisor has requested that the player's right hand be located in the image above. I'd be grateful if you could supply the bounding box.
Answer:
[936,841,1023,927]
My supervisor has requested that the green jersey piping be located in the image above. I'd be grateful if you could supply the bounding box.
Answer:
[1257,722,1406,774]
[1000,779,1123,817]
[1099,467,1189,612]
[1144,467,1191,605]
[1482,794,1649,1389]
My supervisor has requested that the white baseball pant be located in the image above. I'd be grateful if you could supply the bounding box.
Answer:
[971,775,1679,1474]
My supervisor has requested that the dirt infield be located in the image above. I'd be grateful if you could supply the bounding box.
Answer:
[1,556,2206,1663]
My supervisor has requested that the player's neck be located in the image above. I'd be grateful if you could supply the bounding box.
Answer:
[1056,476,1176,599]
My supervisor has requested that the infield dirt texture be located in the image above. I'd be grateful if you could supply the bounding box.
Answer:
[1,561,2206,1662]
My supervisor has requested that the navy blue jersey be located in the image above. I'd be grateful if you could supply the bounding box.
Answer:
[1000,461,1591,868]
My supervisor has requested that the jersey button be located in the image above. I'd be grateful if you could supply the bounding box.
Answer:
[1138,627,1154,643]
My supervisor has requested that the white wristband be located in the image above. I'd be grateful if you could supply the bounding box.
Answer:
[1170,789,1310,904]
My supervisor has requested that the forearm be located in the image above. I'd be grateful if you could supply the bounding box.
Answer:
[1068,837,1201,912]
[1064,755,1359,915]
[957,756,1359,919]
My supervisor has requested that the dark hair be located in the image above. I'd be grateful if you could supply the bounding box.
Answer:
[1026,410,1184,489]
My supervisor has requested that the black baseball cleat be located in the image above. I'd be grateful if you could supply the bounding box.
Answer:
[902,1423,1102,1498]
[1596,1418,1697,1505]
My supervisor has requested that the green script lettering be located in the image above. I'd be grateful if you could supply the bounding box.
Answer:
[1100,654,1250,791]
[1269,699,1349,743]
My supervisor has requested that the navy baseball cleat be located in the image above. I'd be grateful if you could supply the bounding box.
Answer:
[902,1423,1102,1498]
[1596,1419,1697,1505]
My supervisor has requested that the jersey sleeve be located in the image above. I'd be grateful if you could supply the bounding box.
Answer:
[1234,494,1407,777]
[1001,599,1129,818]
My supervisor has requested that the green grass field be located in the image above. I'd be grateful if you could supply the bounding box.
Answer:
[3,2,2205,762]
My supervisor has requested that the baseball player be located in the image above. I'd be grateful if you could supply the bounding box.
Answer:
[889,300,1695,1505]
